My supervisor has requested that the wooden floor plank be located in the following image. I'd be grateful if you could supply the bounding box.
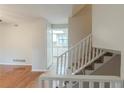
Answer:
[0,65,43,88]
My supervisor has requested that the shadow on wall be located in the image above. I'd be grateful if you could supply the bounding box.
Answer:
[91,54,121,76]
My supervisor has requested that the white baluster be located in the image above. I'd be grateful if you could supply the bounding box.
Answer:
[67,81,72,88]
[88,35,92,62]
[115,80,122,88]
[49,80,53,88]
[68,50,73,74]
[71,49,74,73]
[81,41,85,67]
[64,53,67,75]
[89,81,94,88]
[79,80,83,88]
[84,38,88,64]
[56,57,59,74]
[76,46,79,70]
[67,51,72,75]
[99,81,104,88]
[78,44,81,69]
[74,47,77,72]
[92,47,95,59]
[110,81,115,88]
[37,77,42,88]
[41,80,45,88]
[96,48,99,56]
[60,55,63,75]
[59,80,63,88]
[55,80,59,88]
[99,49,103,54]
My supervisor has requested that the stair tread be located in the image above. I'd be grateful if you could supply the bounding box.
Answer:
[85,69,94,75]
[94,57,104,63]
[85,63,94,70]
[94,63,103,70]
[104,52,113,56]
[103,56,112,62]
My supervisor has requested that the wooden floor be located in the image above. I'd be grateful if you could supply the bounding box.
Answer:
[0,65,43,88]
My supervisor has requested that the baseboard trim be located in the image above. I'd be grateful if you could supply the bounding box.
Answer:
[32,69,48,72]
[0,62,32,66]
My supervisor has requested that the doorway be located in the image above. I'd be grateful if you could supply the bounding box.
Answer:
[52,24,68,71]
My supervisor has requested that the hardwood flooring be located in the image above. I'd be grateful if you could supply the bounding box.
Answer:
[0,65,43,88]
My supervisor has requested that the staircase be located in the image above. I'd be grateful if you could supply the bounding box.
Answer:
[40,33,122,88]
[76,52,116,75]
[56,34,116,75]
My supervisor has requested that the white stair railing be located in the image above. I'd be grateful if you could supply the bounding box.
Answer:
[56,34,106,75]
[40,75,123,88]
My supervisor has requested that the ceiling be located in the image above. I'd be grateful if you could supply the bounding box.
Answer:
[0,4,73,24]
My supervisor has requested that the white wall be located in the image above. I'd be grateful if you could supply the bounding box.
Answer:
[47,23,53,68]
[0,18,49,71]
[92,5,124,78]
[32,19,49,71]
[0,22,33,65]
[92,5,124,51]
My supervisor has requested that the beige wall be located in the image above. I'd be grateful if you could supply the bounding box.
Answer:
[69,5,92,47]
[92,5,124,78]
[92,55,121,76]
[72,4,86,16]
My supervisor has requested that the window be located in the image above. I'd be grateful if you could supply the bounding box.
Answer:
[58,34,68,47]
[52,24,68,57]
